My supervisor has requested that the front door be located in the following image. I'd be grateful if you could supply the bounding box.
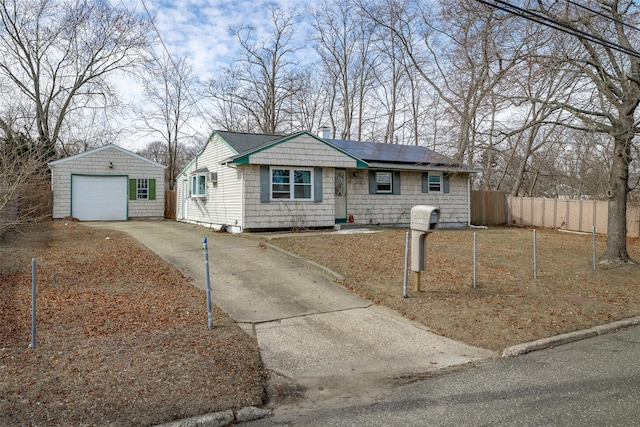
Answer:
[335,169,347,223]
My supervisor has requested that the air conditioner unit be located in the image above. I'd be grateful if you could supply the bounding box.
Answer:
[210,172,218,183]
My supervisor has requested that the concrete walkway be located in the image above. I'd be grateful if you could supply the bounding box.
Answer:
[88,220,495,416]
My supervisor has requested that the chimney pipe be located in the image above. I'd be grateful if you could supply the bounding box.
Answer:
[320,127,331,139]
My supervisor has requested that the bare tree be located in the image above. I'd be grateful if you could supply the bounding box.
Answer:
[288,70,327,134]
[138,54,199,189]
[206,68,251,133]
[207,5,302,135]
[370,10,406,144]
[0,0,153,156]
[362,0,521,163]
[0,128,49,236]
[311,0,376,140]
[527,0,640,265]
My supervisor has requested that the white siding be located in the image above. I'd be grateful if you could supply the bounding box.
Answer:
[345,170,469,227]
[50,147,165,219]
[176,134,243,229]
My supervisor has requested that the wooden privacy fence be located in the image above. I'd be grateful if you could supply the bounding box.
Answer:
[164,189,177,219]
[507,196,640,238]
[471,190,507,226]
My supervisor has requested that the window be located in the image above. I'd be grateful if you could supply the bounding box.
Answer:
[129,178,156,201]
[376,171,392,193]
[428,173,443,193]
[421,172,449,194]
[191,174,207,197]
[271,167,313,200]
[369,170,401,195]
[137,179,148,200]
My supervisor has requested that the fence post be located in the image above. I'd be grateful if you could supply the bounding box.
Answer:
[29,258,36,349]
[203,237,213,329]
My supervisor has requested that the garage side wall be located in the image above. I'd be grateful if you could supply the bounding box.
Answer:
[51,147,165,219]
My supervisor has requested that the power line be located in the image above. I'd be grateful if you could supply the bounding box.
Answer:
[476,0,640,59]
[138,0,216,132]
[566,0,640,34]
[109,0,217,142]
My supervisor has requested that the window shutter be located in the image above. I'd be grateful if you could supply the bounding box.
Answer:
[393,171,401,195]
[129,179,136,200]
[443,173,450,194]
[314,167,323,202]
[149,179,156,200]
[422,172,429,193]
[260,165,270,203]
[368,170,376,194]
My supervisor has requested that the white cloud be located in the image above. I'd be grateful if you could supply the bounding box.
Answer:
[111,0,316,150]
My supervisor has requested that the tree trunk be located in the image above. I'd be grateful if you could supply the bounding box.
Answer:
[601,134,637,265]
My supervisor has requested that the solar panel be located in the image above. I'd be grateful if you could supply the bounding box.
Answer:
[216,130,459,167]
[329,139,454,165]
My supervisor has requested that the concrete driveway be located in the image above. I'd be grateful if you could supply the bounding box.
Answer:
[88,220,495,411]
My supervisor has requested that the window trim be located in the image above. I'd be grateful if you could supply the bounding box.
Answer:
[428,172,443,194]
[376,171,393,193]
[270,166,314,201]
[136,178,149,200]
[190,173,207,198]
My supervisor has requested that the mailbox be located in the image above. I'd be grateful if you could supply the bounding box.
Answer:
[411,205,440,232]
[411,205,440,273]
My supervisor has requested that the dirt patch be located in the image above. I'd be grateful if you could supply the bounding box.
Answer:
[1,221,265,427]
[268,227,640,352]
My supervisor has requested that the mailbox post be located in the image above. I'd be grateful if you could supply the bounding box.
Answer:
[410,205,440,292]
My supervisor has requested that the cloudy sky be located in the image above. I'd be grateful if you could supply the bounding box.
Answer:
[114,0,310,150]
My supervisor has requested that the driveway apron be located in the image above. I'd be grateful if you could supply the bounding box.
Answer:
[87,221,495,409]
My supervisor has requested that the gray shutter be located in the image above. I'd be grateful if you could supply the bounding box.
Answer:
[260,165,270,203]
[422,172,429,193]
[314,167,323,202]
[443,173,450,194]
[393,171,401,195]
[369,170,377,194]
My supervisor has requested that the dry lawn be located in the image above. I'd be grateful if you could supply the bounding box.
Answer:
[3,221,639,426]
[268,226,640,352]
[0,221,265,427]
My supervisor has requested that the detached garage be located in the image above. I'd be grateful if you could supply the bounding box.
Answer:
[49,145,165,221]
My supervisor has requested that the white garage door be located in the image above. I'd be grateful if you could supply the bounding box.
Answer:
[72,175,127,220]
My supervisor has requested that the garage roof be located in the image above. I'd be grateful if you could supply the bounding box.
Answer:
[48,144,166,168]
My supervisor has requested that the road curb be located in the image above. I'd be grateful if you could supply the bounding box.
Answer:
[155,406,271,427]
[502,316,640,358]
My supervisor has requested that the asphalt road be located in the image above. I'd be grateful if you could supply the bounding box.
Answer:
[243,325,640,426]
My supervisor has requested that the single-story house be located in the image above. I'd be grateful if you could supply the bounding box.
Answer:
[176,130,476,232]
[48,144,166,221]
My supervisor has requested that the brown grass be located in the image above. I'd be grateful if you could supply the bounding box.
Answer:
[0,221,265,427]
[268,227,640,352]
